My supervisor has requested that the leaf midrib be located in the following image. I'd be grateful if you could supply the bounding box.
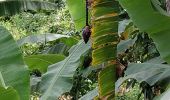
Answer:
[42,41,83,99]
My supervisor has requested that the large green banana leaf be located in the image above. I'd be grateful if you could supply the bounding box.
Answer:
[40,40,91,100]
[0,26,29,100]
[0,0,58,16]
[119,0,170,64]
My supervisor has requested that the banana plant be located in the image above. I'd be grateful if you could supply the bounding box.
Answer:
[66,0,119,99]
[91,0,119,99]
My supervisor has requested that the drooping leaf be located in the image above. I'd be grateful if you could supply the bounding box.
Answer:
[119,0,170,64]
[40,40,91,100]
[0,26,29,100]
[24,54,65,73]
[0,0,58,16]
[115,63,170,92]
[17,33,70,46]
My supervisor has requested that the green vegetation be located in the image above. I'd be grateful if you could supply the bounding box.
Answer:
[1,0,170,100]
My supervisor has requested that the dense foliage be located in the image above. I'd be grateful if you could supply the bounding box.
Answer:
[0,1,97,100]
[2,0,170,100]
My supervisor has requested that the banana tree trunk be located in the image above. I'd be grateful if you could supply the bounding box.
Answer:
[90,0,119,99]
